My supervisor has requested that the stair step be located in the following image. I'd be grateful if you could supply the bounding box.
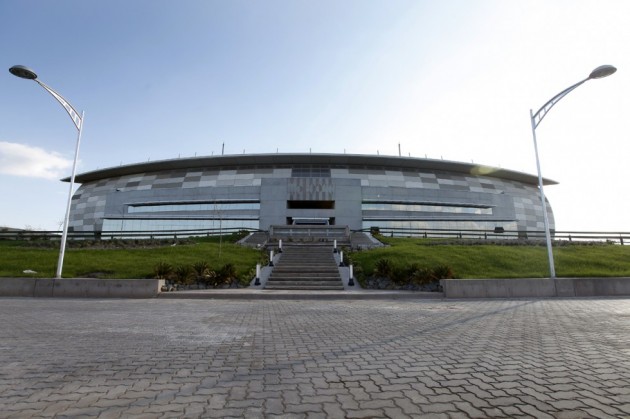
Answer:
[267,277,346,283]
[267,280,342,285]
[265,285,345,291]
[264,244,344,291]
[268,274,340,278]
[276,268,339,272]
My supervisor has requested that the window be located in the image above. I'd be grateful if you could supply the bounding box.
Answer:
[287,200,335,209]
[128,201,260,213]
[362,202,492,215]
[103,218,259,233]
[291,166,331,178]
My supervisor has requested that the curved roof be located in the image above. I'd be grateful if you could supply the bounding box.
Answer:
[67,153,557,186]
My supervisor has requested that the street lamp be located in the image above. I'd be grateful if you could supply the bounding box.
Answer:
[9,65,85,279]
[530,64,616,279]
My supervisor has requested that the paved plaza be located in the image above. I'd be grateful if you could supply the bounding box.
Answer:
[0,297,629,418]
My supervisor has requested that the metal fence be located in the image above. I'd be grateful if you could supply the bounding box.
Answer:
[357,227,630,245]
[0,227,259,241]
[1,227,629,245]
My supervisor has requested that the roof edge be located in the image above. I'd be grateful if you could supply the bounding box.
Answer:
[63,153,558,186]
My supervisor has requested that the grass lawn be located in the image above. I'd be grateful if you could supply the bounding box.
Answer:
[349,237,630,279]
[2,235,630,280]
[0,236,265,279]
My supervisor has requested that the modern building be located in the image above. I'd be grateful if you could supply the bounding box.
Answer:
[66,153,556,237]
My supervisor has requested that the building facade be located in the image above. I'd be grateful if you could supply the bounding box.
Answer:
[67,154,555,236]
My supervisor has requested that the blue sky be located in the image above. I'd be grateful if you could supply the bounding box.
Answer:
[1,0,629,231]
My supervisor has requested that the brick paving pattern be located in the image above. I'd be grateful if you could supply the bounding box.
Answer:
[0,297,629,418]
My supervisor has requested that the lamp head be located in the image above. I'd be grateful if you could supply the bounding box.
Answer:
[9,65,38,80]
[589,65,617,79]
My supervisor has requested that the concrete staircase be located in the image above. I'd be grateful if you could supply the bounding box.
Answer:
[264,245,344,291]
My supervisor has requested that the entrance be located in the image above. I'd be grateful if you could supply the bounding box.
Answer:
[287,217,334,225]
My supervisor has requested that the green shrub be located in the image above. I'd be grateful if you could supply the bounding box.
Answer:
[153,261,173,279]
[390,265,410,286]
[174,264,194,285]
[433,264,454,279]
[410,267,436,285]
[238,266,257,287]
[192,261,209,277]
[192,261,216,287]
[216,263,238,288]
[406,263,421,276]
[374,258,394,278]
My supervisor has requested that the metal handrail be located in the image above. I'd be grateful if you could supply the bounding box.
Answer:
[1,227,628,244]
[0,227,261,241]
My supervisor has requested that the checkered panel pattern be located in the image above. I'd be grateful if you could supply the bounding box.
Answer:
[287,178,334,201]
[68,164,554,234]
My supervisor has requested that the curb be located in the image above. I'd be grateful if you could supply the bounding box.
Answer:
[157,290,445,300]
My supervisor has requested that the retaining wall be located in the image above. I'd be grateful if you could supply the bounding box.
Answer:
[3,277,629,299]
[0,278,164,298]
[442,277,630,298]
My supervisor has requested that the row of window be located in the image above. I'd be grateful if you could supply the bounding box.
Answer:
[362,202,493,215]
[103,218,513,233]
[128,202,260,213]
[128,201,491,214]
[103,219,259,232]
[362,220,517,233]
[292,167,331,178]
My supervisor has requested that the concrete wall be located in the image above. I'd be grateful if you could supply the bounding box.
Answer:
[0,278,164,298]
[443,277,630,298]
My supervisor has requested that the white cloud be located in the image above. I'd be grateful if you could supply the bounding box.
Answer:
[0,141,73,179]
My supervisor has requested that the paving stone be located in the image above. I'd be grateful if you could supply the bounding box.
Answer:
[184,404,206,417]
[382,406,407,418]
[421,402,458,414]
[482,407,510,417]
[1,298,629,418]
[202,407,245,417]
[264,398,284,415]
[336,394,360,410]
[393,397,422,415]
[142,403,185,414]
[323,402,346,417]
[225,398,264,409]
[486,396,524,407]
[497,405,528,417]
[580,398,629,416]
[285,403,321,414]
[359,399,396,410]
[345,408,386,418]
[581,408,619,419]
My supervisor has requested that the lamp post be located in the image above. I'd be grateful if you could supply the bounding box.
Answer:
[10,65,85,279]
[530,64,616,279]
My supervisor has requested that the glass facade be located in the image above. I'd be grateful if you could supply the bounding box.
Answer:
[362,220,518,235]
[362,202,492,215]
[103,201,261,236]
[362,201,506,236]
[103,218,259,233]
[292,166,331,178]
[128,201,260,213]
